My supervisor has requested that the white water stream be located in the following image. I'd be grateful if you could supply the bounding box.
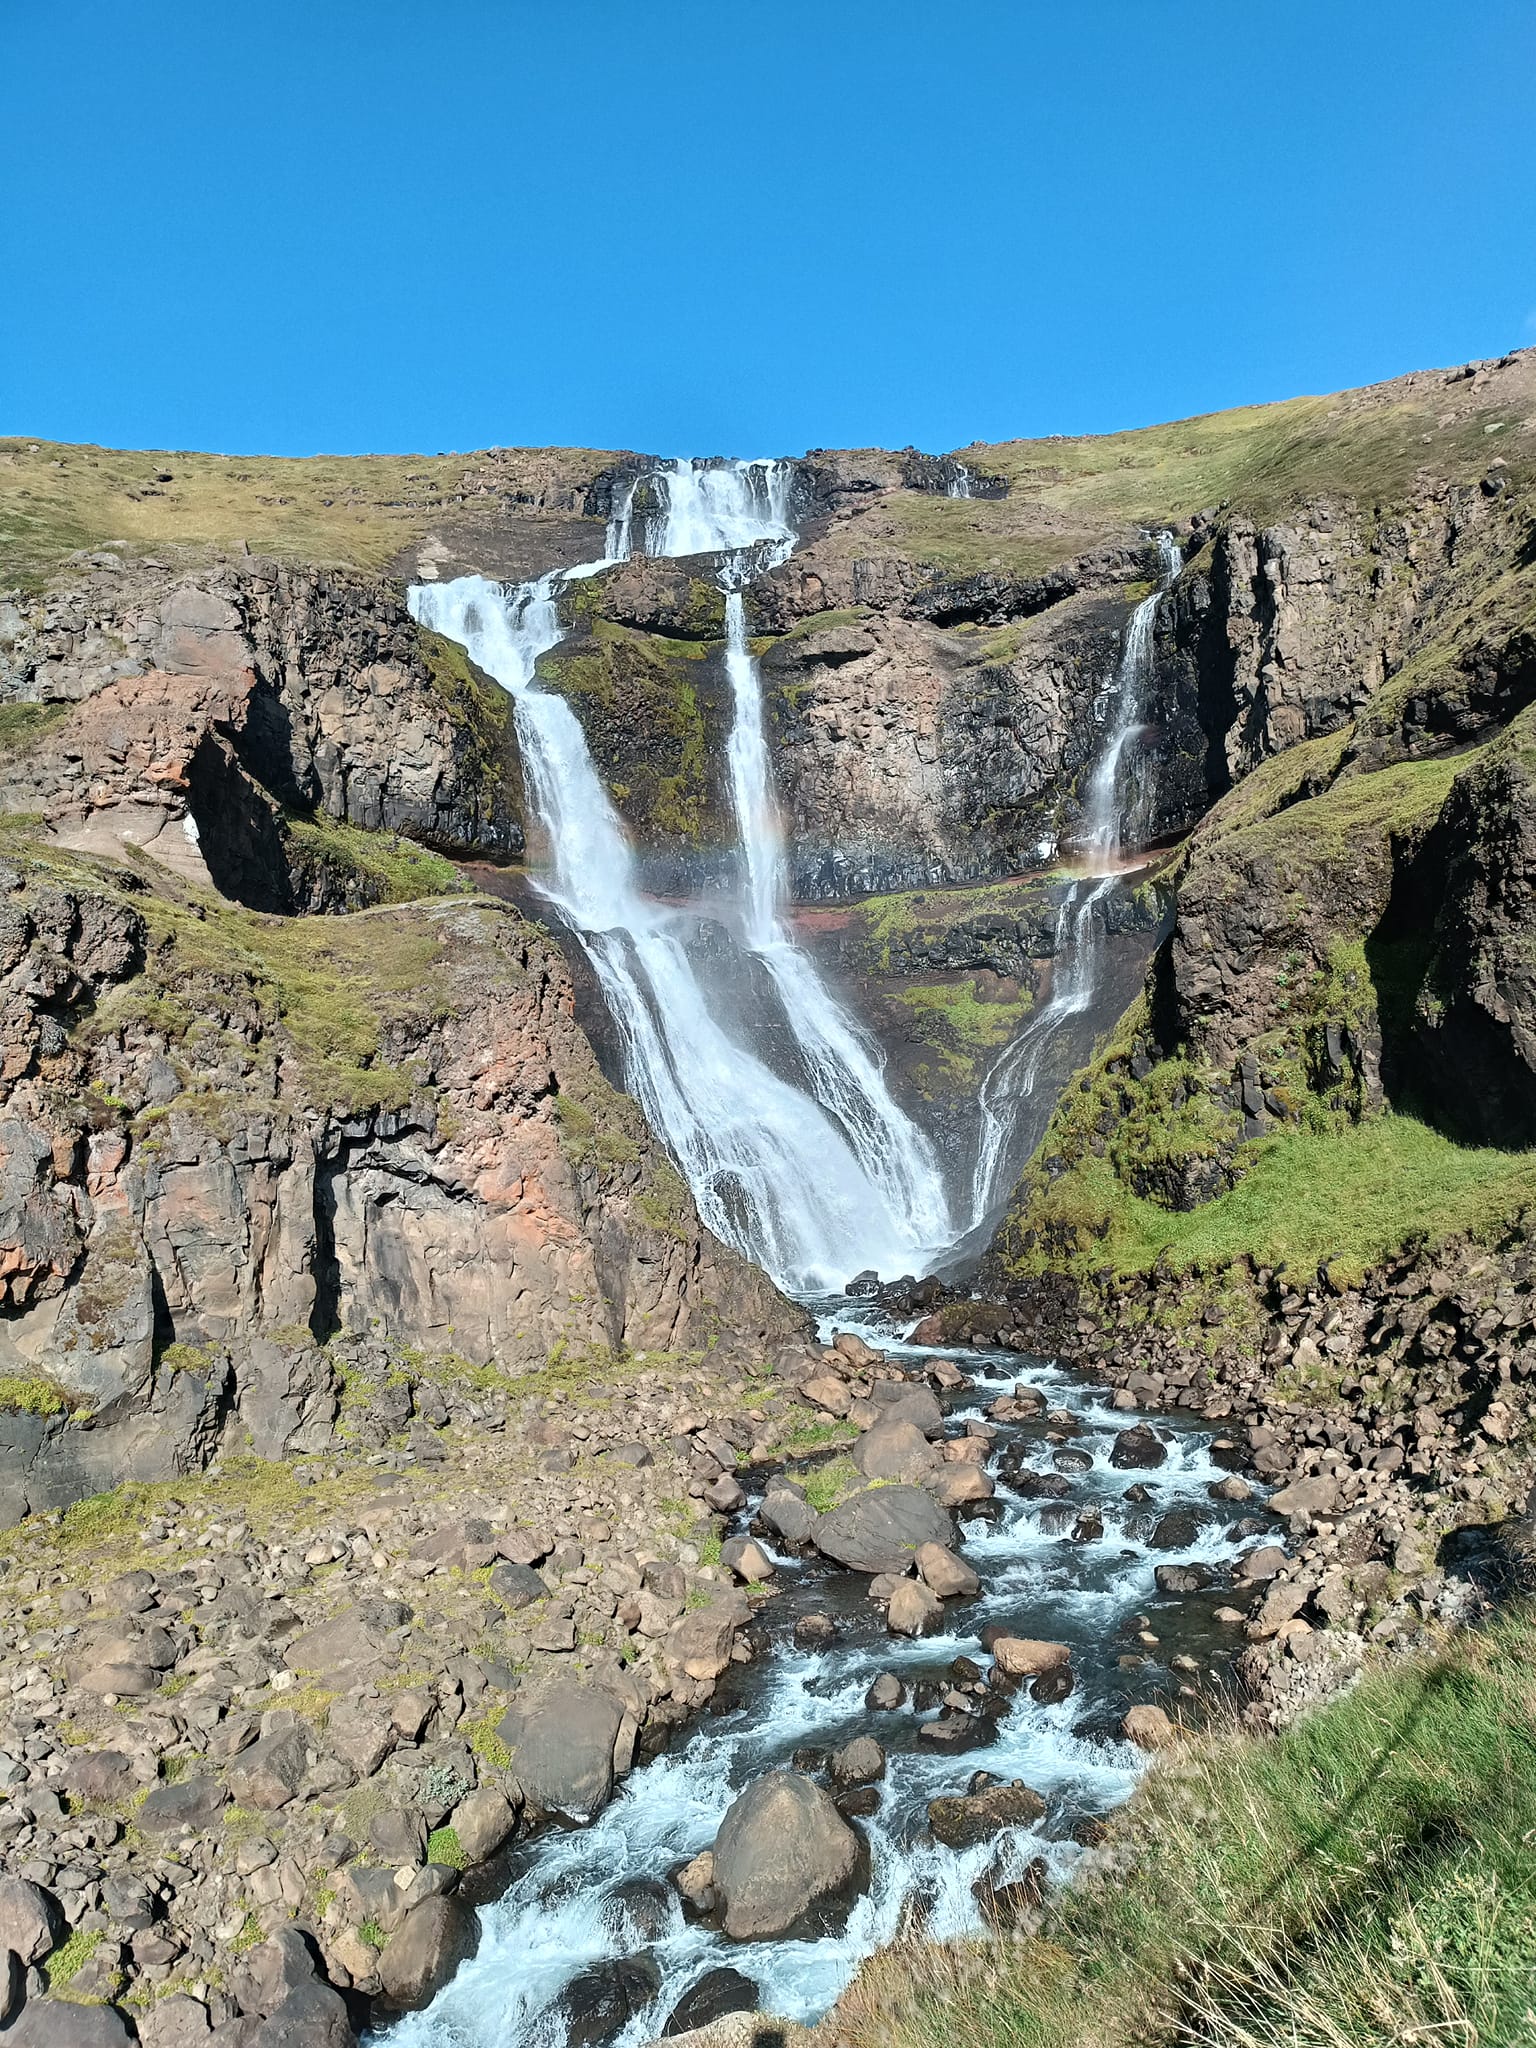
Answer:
[379,1325,1258,2048]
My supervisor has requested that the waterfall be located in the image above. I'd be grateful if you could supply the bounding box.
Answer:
[720,577,953,1252]
[412,459,950,1292]
[966,534,1181,1227]
[946,462,973,499]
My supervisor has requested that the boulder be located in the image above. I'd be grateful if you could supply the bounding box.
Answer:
[1123,1704,1176,1750]
[865,1672,906,1710]
[1,2002,135,2046]
[1153,1563,1214,1595]
[830,1737,885,1787]
[915,1543,979,1598]
[368,1808,428,1864]
[813,1485,953,1574]
[0,1877,61,1965]
[558,1956,662,2048]
[867,1382,944,1436]
[1267,1475,1341,1521]
[990,1637,1070,1679]
[665,1598,747,1683]
[249,1982,353,2047]
[852,1419,938,1482]
[758,1490,817,1546]
[927,1465,995,1507]
[138,1774,229,1834]
[227,1727,308,1810]
[376,1894,477,2009]
[487,1561,547,1610]
[496,1682,623,1818]
[886,1579,944,1637]
[719,1536,774,1584]
[1234,1544,1290,1582]
[928,1781,1045,1847]
[1109,1425,1168,1470]
[662,1967,758,2037]
[449,1786,518,1865]
[711,1771,860,1940]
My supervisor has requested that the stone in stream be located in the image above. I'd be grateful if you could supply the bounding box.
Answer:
[915,1541,980,1597]
[1234,1543,1290,1583]
[974,1856,1049,1930]
[606,1877,674,1942]
[831,1736,886,1786]
[758,1489,818,1546]
[1109,1424,1168,1470]
[928,1780,1046,1847]
[793,1613,838,1651]
[674,1850,717,1913]
[928,1466,995,1507]
[989,1636,1071,1679]
[812,1484,953,1574]
[1150,1507,1201,1549]
[865,1381,945,1437]
[377,1894,479,2009]
[1154,1562,1214,1595]
[496,1681,624,1818]
[1031,1664,1075,1705]
[557,1953,663,2048]
[865,1671,907,1710]
[711,1770,862,1939]
[663,1966,760,2036]
[720,1535,775,1583]
[1068,1509,1103,1542]
[886,1577,944,1637]
[853,1419,939,1481]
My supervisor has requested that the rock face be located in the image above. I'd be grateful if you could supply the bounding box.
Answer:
[497,1681,625,1819]
[710,1770,861,1939]
[0,855,800,1524]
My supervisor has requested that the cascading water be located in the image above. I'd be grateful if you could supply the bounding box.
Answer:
[411,458,950,1291]
[966,534,1182,1228]
[946,461,973,499]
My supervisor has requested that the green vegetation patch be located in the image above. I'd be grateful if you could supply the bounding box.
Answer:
[894,976,1035,1096]
[0,1373,70,1417]
[846,1601,1536,2048]
[0,701,72,755]
[283,811,468,906]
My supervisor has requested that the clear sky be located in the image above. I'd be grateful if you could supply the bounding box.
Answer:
[4,0,1533,460]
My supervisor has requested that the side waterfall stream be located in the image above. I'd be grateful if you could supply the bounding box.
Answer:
[395,476,1222,2045]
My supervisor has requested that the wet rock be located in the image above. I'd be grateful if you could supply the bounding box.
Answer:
[1109,1425,1168,1470]
[830,1737,886,1787]
[928,1780,1045,1847]
[915,1542,979,1598]
[662,1966,759,2037]
[711,1770,861,1940]
[497,1682,624,1818]
[673,1851,716,1913]
[376,1895,478,2011]
[1123,1704,1176,1750]
[1153,1563,1214,1595]
[758,1491,818,1546]
[719,1536,774,1584]
[813,1484,953,1574]
[973,1856,1048,1929]
[1031,1665,1075,1705]
[864,1672,906,1711]
[886,1579,944,1637]
[866,1382,944,1437]
[1235,1544,1290,1583]
[793,1614,837,1651]
[1150,1508,1201,1549]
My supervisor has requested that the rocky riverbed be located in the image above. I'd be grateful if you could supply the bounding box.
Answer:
[0,1304,1364,2048]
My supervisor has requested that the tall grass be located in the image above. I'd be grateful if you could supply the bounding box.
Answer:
[838,1606,1536,2048]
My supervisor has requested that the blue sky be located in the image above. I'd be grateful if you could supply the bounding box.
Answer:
[4,1,1533,459]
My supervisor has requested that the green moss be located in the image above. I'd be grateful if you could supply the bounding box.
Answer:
[464,1703,513,1770]
[796,1454,863,1513]
[425,1825,466,1869]
[156,1342,219,1378]
[553,1076,647,1172]
[775,1416,857,1456]
[894,976,1034,1095]
[633,1161,692,1242]
[0,1374,69,1416]
[282,811,468,906]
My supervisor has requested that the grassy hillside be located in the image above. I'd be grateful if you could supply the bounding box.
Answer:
[0,436,618,588]
[840,1604,1536,2048]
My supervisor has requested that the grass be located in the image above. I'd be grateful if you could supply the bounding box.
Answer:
[0,700,72,753]
[1002,1110,1536,1290]
[796,1454,864,1513]
[775,1416,858,1457]
[282,811,468,907]
[426,1826,466,1869]
[894,977,1036,1095]
[842,1602,1536,2048]
[0,436,617,589]
[45,1928,104,1992]
[464,1703,513,1770]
